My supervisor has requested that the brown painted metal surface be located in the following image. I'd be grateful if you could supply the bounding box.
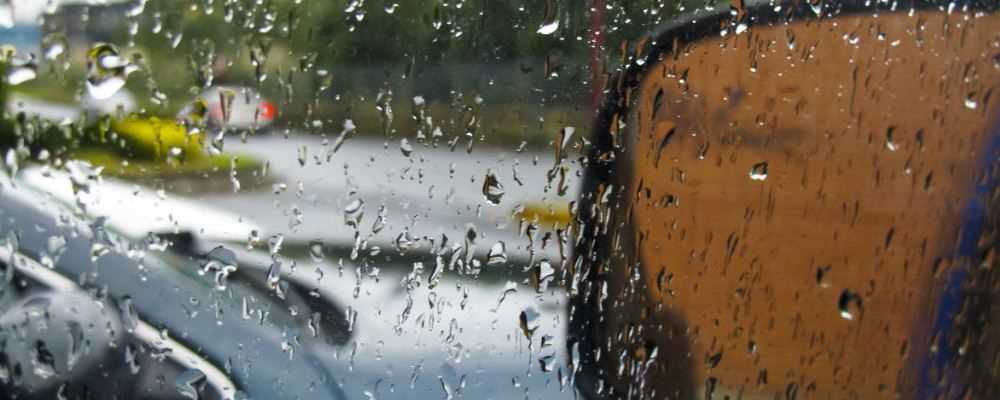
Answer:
[604,10,1000,399]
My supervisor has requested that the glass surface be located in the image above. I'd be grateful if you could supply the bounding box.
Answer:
[0,0,997,399]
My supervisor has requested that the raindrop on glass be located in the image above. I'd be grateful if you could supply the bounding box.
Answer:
[482,170,505,205]
[519,307,541,340]
[749,162,769,181]
[41,33,68,61]
[175,368,206,400]
[537,20,559,35]
[85,43,134,100]
[400,138,413,157]
[965,93,979,110]
[308,240,325,262]
[838,289,863,320]
[537,0,559,35]
[344,198,365,227]
[885,127,898,151]
[487,242,507,266]
[6,54,37,85]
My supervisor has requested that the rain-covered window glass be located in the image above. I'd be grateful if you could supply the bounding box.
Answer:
[0,0,999,399]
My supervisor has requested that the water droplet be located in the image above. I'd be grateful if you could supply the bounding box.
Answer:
[537,0,559,35]
[85,43,134,100]
[266,260,282,290]
[175,368,206,400]
[537,20,559,35]
[66,321,84,371]
[886,126,898,151]
[308,240,325,262]
[216,87,236,125]
[268,234,284,256]
[519,307,541,340]
[120,296,138,333]
[308,312,322,337]
[125,0,146,17]
[487,242,507,266]
[371,206,387,234]
[400,138,413,156]
[440,376,454,400]
[965,93,979,110]
[376,88,394,137]
[344,198,365,228]
[396,230,417,252]
[6,55,37,85]
[3,148,17,179]
[838,289,863,320]
[297,145,308,166]
[482,170,505,205]
[202,246,238,290]
[178,97,209,133]
[749,162,769,181]
[808,0,823,15]
[816,265,832,288]
[553,126,574,164]
[532,260,555,293]
[125,343,141,374]
[32,341,56,379]
[428,258,445,288]
[707,351,724,368]
[41,33,68,61]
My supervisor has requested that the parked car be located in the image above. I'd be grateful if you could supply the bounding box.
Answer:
[179,86,276,132]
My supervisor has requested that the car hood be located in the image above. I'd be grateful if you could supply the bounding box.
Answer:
[0,180,347,399]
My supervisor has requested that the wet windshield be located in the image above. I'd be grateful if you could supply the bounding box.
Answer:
[1,0,1000,399]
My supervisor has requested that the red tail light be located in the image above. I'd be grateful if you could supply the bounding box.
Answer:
[259,100,276,120]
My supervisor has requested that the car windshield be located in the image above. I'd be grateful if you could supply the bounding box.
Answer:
[2,0,1000,399]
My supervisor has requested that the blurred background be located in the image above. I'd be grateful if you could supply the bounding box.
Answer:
[2,0,693,146]
[0,0,696,398]
[6,1,1000,399]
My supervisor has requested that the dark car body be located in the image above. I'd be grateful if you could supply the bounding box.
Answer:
[570,1,1000,398]
[0,177,348,399]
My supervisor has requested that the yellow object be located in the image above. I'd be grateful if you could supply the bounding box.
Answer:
[111,117,205,161]
[519,202,573,228]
